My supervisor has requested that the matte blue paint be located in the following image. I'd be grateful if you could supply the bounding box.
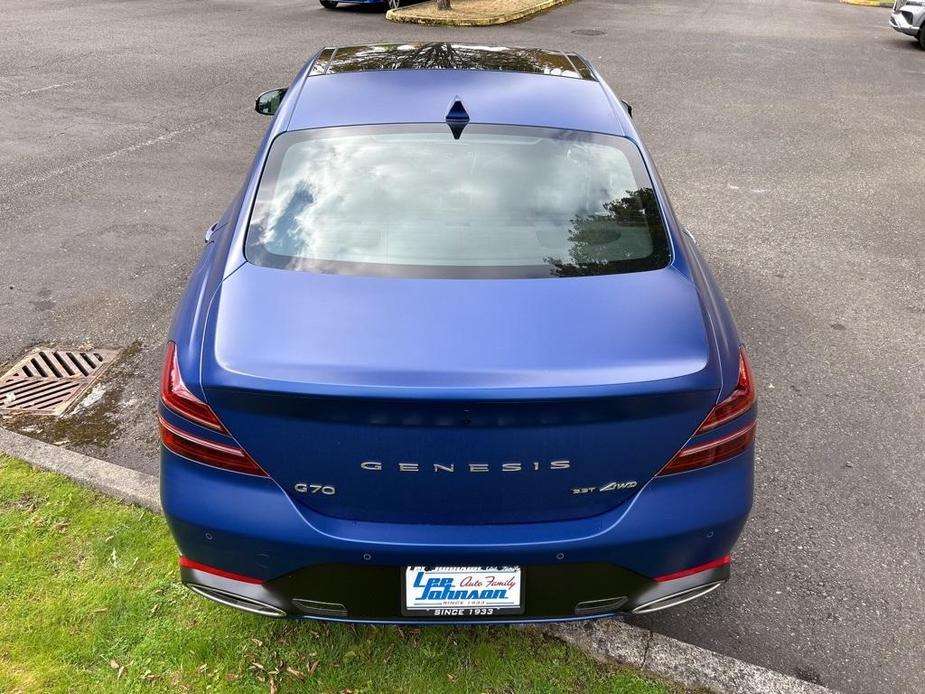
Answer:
[206,265,711,395]
[162,446,752,581]
[200,264,721,524]
[161,47,754,619]
[286,71,626,136]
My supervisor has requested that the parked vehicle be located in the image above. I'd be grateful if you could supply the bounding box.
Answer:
[319,0,417,10]
[160,43,756,623]
[891,0,925,48]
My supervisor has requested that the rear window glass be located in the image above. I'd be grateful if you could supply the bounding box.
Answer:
[245,125,671,279]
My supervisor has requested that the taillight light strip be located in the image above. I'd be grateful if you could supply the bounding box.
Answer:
[697,345,756,433]
[161,341,227,433]
[159,415,267,477]
[658,420,756,476]
[657,345,757,476]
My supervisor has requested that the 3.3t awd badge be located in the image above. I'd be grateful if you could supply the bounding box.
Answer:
[571,480,638,495]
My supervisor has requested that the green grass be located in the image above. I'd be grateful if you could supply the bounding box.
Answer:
[0,455,670,694]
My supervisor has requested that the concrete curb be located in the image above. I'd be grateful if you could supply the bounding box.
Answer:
[1,428,835,694]
[539,620,834,693]
[0,427,161,513]
[386,0,572,27]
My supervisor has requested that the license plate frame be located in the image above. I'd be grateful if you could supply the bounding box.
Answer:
[401,566,524,617]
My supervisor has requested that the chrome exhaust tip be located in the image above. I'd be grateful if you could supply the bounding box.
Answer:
[292,598,348,618]
[630,580,724,614]
[574,596,628,616]
[187,583,287,617]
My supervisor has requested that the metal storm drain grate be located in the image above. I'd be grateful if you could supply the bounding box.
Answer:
[0,348,118,416]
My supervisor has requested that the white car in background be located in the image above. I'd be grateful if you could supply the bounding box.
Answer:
[891,0,925,48]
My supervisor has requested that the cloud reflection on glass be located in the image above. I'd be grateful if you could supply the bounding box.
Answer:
[246,125,670,278]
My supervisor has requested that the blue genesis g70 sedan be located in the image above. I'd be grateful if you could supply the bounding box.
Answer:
[160,43,757,622]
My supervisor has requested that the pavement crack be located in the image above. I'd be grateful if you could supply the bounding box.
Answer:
[7,118,223,194]
[17,80,80,96]
[641,628,654,668]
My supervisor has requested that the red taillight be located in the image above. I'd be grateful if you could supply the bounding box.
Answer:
[697,346,756,433]
[657,346,757,476]
[159,416,267,476]
[659,421,756,476]
[160,342,227,433]
[159,343,265,476]
[654,555,731,582]
[179,556,264,584]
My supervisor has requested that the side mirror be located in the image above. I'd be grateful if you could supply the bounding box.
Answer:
[620,99,633,118]
[255,88,287,116]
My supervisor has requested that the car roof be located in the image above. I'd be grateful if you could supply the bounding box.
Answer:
[286,43,627,137]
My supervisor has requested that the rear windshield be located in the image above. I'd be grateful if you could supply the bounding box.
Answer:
[245,124,671,279]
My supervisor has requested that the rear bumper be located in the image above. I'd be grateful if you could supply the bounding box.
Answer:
[161,446,753,622]
[180,560,731,623]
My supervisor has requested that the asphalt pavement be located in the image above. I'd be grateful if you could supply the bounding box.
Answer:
[1,0,923,691]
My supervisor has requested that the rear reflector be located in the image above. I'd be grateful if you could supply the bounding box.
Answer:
[658,420,756,476]
[179,555,265,584]
[160,341,227,433]
[697,346,756,433]
[654,554,731,582]
[160,415,267,476]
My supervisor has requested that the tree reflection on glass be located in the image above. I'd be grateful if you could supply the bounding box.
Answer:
[327,43,581,79]
[548,188,665,277]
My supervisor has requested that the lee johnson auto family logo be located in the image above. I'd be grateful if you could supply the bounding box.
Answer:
[412,571,515,602]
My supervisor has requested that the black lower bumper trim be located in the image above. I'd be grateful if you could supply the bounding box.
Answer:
[181,561,731,622]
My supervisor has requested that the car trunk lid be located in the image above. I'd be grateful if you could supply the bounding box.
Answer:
[201,264,719,524]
